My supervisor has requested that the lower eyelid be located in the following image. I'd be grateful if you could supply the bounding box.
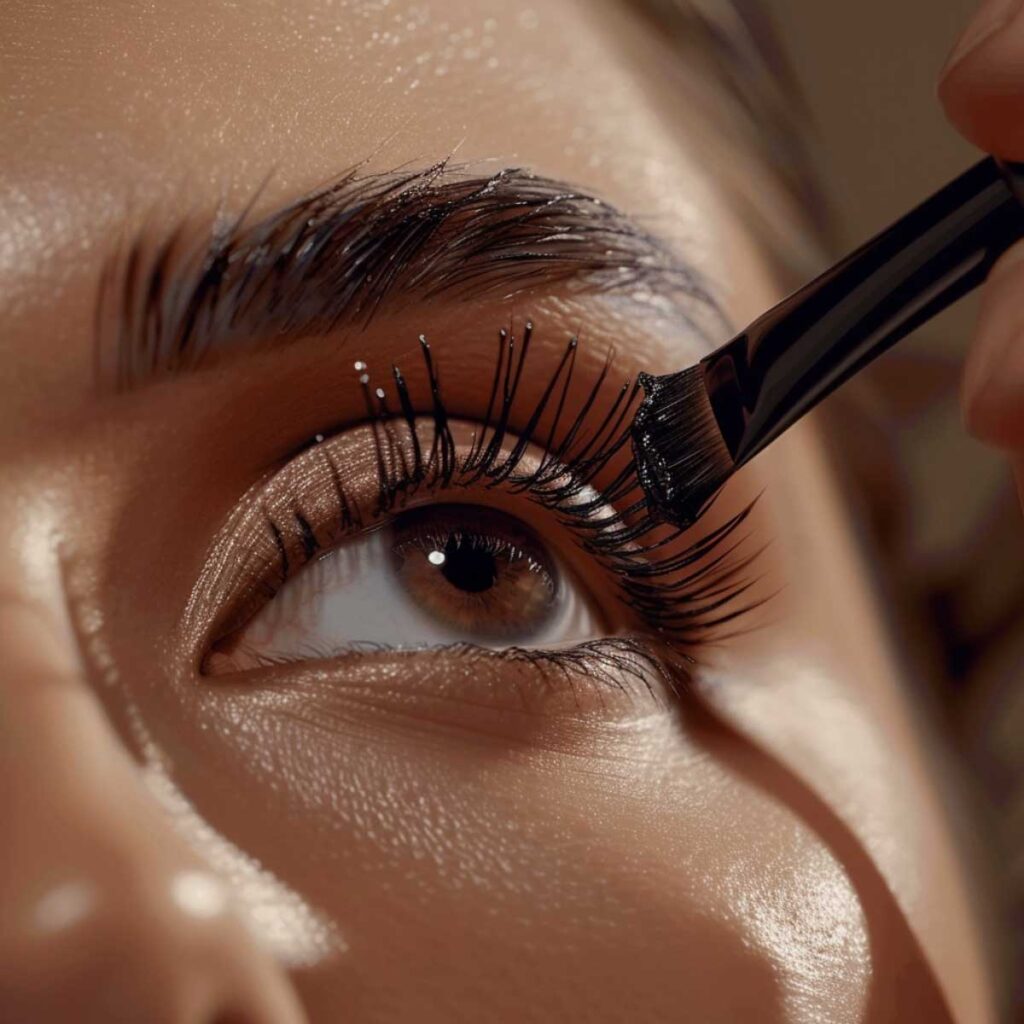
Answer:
[204,637,681,731]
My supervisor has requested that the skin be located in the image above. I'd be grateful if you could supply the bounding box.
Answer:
[941,0,1024,508]
[0,0,999,1020]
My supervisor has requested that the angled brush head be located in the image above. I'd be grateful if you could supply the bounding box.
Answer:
[630,366,735,529]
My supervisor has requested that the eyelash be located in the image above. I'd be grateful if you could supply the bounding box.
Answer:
[241,320,761,685]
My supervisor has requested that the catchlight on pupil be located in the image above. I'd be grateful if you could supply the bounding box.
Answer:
[427,534,499,594]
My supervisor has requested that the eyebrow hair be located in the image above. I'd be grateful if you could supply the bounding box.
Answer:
[96,162,724,389]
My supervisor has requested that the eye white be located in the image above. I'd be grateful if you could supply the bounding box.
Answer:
[226,514,603,666]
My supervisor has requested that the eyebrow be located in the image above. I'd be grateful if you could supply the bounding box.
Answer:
[96,162,725,389]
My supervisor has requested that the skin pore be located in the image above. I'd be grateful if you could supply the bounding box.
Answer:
[0,1,997,1021]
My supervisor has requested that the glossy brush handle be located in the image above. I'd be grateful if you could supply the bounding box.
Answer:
[705,158,1024,466]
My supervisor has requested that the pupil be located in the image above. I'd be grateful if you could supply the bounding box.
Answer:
[437,535,497,594]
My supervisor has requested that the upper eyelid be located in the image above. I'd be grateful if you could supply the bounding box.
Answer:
[94,161,728,392]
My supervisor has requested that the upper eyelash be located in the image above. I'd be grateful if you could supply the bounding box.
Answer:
[267,320,763,658]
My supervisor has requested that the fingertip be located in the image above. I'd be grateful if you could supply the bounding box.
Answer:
[962,241,1024,448]
[940,14,1024,159]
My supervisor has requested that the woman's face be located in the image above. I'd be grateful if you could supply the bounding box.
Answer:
[0,1,994,1021]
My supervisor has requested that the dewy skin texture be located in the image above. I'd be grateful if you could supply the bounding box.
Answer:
[0,0,995,1020]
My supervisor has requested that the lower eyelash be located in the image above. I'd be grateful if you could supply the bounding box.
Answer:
[491,637,683,705]
[297,321,764,657]
[225,636,680,709]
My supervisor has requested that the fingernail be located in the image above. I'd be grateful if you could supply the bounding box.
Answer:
[942,0,1024,76]
[963,240,1024,447]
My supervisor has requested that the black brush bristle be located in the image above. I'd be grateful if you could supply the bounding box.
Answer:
[631,366,735,529]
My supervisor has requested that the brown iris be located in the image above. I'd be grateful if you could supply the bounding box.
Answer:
[390,504,558,643]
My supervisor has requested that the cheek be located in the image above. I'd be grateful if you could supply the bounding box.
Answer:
[143,668,875,1024]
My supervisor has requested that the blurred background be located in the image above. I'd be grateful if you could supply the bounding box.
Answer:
[762,0,1024,1012]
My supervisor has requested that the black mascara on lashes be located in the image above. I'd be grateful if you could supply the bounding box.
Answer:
[247,326,762,658]
[631,157,1024,529]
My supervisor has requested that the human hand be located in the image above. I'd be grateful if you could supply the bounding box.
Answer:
[940,1,1024,501]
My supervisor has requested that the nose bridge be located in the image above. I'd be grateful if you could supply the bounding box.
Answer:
[0,596,306,1023]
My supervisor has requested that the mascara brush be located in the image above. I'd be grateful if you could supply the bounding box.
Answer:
[631,157,1024,529]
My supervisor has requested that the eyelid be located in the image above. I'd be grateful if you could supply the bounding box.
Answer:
[183,328,764,683]
[206,638,682,735]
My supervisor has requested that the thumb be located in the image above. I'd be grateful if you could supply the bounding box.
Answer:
[939,0,1024,158]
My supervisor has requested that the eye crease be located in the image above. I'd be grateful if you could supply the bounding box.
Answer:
[197,322,763,698]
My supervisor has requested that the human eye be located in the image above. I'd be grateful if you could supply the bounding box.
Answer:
[221,500,603,667]
[192,325,760,712]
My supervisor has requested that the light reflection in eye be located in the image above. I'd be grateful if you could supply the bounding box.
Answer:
[218,503,604,668]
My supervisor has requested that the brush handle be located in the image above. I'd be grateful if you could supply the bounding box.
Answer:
[705,157,1024,466]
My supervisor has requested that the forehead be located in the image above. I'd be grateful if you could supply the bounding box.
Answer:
[1,0,764,419]
[0,0,724,223]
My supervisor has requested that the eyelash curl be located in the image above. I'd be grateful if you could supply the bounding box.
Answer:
[253,319,763,693]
